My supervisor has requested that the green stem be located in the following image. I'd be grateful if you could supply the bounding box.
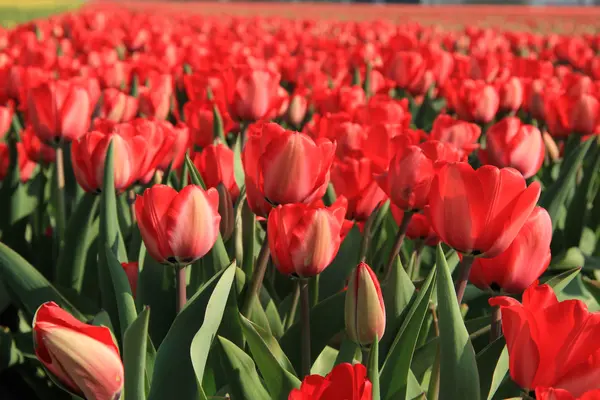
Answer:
[358,208,378,262]
[309,275,319,307]
[490,305,502,342]
[383,211,413,282]
[284,282,301,331]
[54,145,66,246]
[428,304,440,400]
[407,240,425,280]
[300,279,311,378]
[455,254,475,305]
[176,265,188,314]
[241,237,270,318]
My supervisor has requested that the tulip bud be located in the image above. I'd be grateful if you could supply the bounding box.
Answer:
[216,182,234,241]
[345,262,386,345]
[33,302,124,400]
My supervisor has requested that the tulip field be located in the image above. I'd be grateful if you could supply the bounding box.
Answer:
[3,2,600,400]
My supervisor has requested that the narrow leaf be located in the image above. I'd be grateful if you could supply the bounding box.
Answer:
[367,337,381,400]
[124,307,150,400]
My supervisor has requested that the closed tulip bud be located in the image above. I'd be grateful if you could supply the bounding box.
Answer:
[243,122,335,216]
[99,88,138,123]
[216,182,234,241]
[156,121,190,171]
[287,89,308,128]
[570,94,600,136]
[138,74,172,120]
[427,163,541,258]
[71,132,140,193]
[470,207,551,294]
[27,79,91,144]
[21,125,56,164]
[268,198,348,277]
[480,117,545,179]
[499,76,524,113]
[193,143,240,201]
[224,66,281,121]
[121,262,138,298]
[490,283,600,398]
[135,184,220,266]
[544,92,573,138]
[455,79,499,124]
[543,132,560,162]
[386,51,430,96]
[344,262,386,345]
[33,302,124,400]
[430,114,481,156]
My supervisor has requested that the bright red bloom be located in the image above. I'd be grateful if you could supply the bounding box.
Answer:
[193,143,240,201]
[536,388,600,400]
[98,88,138,123]
[490,283,600,397]
[429,114,481,156]
[135,184,220,266]
[156,121,190,171]
[27,79,91,144]
[480,117,545,179]
[454,79,499,124]
[470,207,551,293]
[268,198,347,278]
[570,94,600,136]
[427,163,541,257]
[499,76,525,113]
[243,122,335,217]
[224,65,281,121]
[544,92,573,138]
[184,100,235,149]
[33,302,124,400]
[386,51,433,96]
[0,141,36,183]
[138,74,172,120]
[21,125,56,164]
[288,362,372,400]
[390,205,439,246]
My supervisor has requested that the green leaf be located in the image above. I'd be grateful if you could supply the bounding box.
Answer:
[98,141,128,339]
[0,242,84,320]
[260,288,284,338]
[411,338,438,380]
[0,328,23,373]
[185,153,206,189]
[103,244,137,338]
[218,336,271,400]
[147,263,235,400]
[233,134,245,191]
[368,337,381,400]
[239,315,301,400]
[241,200,256,278]
[55,193,99,293]
[380,268,436,400]
[544,267,582,293]
[280,291,346,374]
[335,337,360,366]
[436,244,480,400]
[318,225,361,299]
[124,307,150,400]
[381,255,415,357]
[312,346,338,376]
[476,338,508,400]
[582,277,600,306]
[540,137,593,232]
[190,263,236,387]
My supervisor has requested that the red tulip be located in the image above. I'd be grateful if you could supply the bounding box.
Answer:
[98,88,138,123]
[156,121,189,171]
[0,142,36,183]
[71,130,141,193]
[390,205,439,245]
[455,79,499,124]
[469,207,551,293]
[386,51,433,96]
[135,184,220,266]
[243,122,335,216]
[288,363,372,400]
[330,157,387,221]
[499,76,524,113]
[353,95,411,127]
[429,114,481,156]
[184,100,235,149]
[536,388,600,400]
[138,74,172,120]
[345,262,386,345]
[0,101,13,137]
[33,302,124,400]
[570,94,600,136]
[192,143,240,201]
[544,92,573,138]
[27,79,91,144]
[490,283,600,397]
[224,65,281,121]
[287,87,309,128]
[121,262,138,297]
[21,125,56,164]
[427,163,541,257]
[479,117,545,179]
[375,140,463,212]
[268,198,347,277]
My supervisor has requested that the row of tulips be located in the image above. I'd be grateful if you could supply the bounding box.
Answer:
[1,4,600,400]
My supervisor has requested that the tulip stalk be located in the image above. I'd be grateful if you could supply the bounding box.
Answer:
[300,278,311,378]
[490,305,502,342]
[455,254,475,305]
[383,211,413,282]
[176,266,187,313]
[54,145,67,247]
[241,238,271,318]
[358,208,378,262]
[284,282,301,330]
[428,304,441,400]
[407,239,425,280]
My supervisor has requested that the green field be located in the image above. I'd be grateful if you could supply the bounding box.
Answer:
[0,1,82,27]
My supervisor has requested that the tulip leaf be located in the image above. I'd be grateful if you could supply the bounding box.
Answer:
[239,315,301,400]
[235,268,272,335]
[55,193,99,293]
[103,244,137,337]
[124,306,150,400]
[280,291,346,374]
[582,277,600,306]
[260,288,284,338]
[540,137,593,232]
[241,199,256,278]
[335,337,360,366]
[435,244,481,400]
[233,134,245,191]
[185,153,206,189]
[312,346,338,376]
[381,255,415,358]
[476,337,508,400]
[147,263,235,400]
[99,141,129,340]
[380,267,436,400]
[218,336,271,400]
[411,338,439,380]
[318,225,362,299]
[189,263,236,387]
[0,241,84,321]
[544,267,582,293]
[367,337,381,400]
